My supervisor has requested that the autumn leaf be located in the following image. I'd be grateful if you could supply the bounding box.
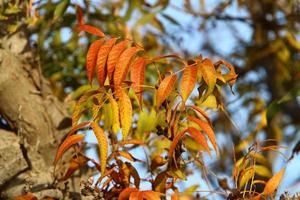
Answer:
[150,155,166,171]
[118,88,132,140]
[187,105,212,125]
[96,38,117,86]
[107,40,129,83]
[214,59,238,86]
[91,122,108,174]
[186,127,211,155]
[67,121,90,137]
[78,24,105,37]
[54,134,85,165]
[13,192,37,200]
[86,39,104,84]
[168,130,185,159]
[187,116,217,151]
[130,57,146,107]
[180,66,197,103]
[75,4,84,25]
[59,154,89,181]
[118,188,139,200]
[125,162,141,188]
[108,94,120,134]
[156,74,177,108]
[141,190,161,200]
[114,47,142,86]
[262,168,285,196]
[120,139,145,146]
[198,58,217,100]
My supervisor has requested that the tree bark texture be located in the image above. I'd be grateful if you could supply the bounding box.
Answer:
[0,29,82,199]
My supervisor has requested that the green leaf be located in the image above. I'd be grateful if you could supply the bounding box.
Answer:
[53,0,70,21]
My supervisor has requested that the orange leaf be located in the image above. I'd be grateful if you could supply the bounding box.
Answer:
[86,39,104,83]
[120,139,145,146]
[141,191,161,200]
[187,105,212,125]
[186,127,211,155]
[129,191,141,200]
[118,188,139,200]
[75,4,84,25]
[156,74,177,108]
[118,151,135,162]
[91,122,108,174]
[13,193,37,200]
[130,57,146,107]
[107,40,129,83]
[78,24,105,37]
[180,66,197,102]
[188,116,217,151]
[118,88,132,140]
[262,168,285,196]
[114,47,142,86]
[96,38,117,86]
[198,58,217,99]
[67,121,90,137]
[54,134,85,165]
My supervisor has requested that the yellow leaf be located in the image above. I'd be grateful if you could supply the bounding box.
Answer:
[238,167,254,188]
[91,122,108,174]
[197,95,218,109]
[108,94,120,134]
[254,165,272,178]
[262,168,285,196]
[118,88,132,140]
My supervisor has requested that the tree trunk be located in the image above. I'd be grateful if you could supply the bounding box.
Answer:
[0,23,82,200]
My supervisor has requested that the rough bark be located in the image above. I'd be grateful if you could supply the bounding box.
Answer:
[0,29,78,199]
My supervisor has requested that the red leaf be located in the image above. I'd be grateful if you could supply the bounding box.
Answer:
[78,24,105,37]
[130,57,146,107]
[107,40,129,83]
[86,39,104,83]
[76,4,84,25]
[54,134,85,165]
[96,38,117,86]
